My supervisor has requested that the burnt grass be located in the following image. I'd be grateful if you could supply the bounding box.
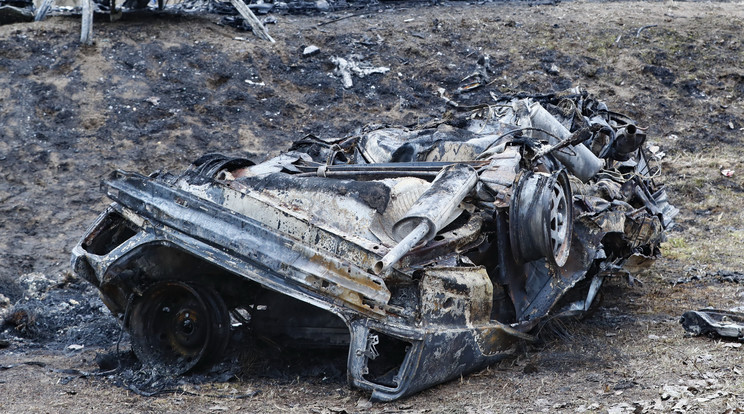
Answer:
[1,1,744,411]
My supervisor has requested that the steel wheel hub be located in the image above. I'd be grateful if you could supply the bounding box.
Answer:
[128,281,230,375]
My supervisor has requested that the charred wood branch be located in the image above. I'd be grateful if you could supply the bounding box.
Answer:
[228,0,275,43]
[636,24,657,38]
[33,0,53,21]
[80,0,93,45]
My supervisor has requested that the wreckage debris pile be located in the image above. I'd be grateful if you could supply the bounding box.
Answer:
[62,84,680,400]
[0,0,377,26]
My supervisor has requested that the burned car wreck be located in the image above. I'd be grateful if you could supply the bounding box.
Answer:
[72,90,677,401]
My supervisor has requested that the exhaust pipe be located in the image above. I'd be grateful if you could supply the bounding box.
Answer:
[373,164,478,274]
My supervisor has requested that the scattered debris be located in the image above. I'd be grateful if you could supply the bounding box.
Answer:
[303,45,321,57]
[331,55,390,88]
[680,309,744,341]
[598,374,740,413]
[647,144,665,160]
[18,0,299,43]
[71,88,676,400]
[672,270,744,285]
[456,54,491,94]
[720,168,735,177]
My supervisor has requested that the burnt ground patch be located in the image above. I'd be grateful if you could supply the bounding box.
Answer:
[2,1,744,411]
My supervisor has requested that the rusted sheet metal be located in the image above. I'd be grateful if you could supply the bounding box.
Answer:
[420,267,493,326]
[103,170,392,315]
[72,89,677,400]
[681,309,744,340]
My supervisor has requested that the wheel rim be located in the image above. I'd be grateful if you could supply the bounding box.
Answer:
[548,178,570,266]
[129,281,229,375]
[509,169,573,267]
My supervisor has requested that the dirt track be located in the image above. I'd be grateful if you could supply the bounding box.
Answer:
[2,1,744,412]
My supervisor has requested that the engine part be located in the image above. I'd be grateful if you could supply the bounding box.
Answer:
[374,163,478,274]
[528,102,604,182]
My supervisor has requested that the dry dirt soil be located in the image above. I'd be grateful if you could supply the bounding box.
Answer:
[2,1,744,412]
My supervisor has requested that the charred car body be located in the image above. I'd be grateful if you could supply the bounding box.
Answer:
[72,90,677,400]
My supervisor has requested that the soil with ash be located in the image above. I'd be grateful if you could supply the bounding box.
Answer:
[1,1,744,412]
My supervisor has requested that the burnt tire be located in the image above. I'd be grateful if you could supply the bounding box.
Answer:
[128,281,230,375]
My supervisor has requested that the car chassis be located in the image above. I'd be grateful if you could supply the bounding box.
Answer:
[72,90,677,400]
